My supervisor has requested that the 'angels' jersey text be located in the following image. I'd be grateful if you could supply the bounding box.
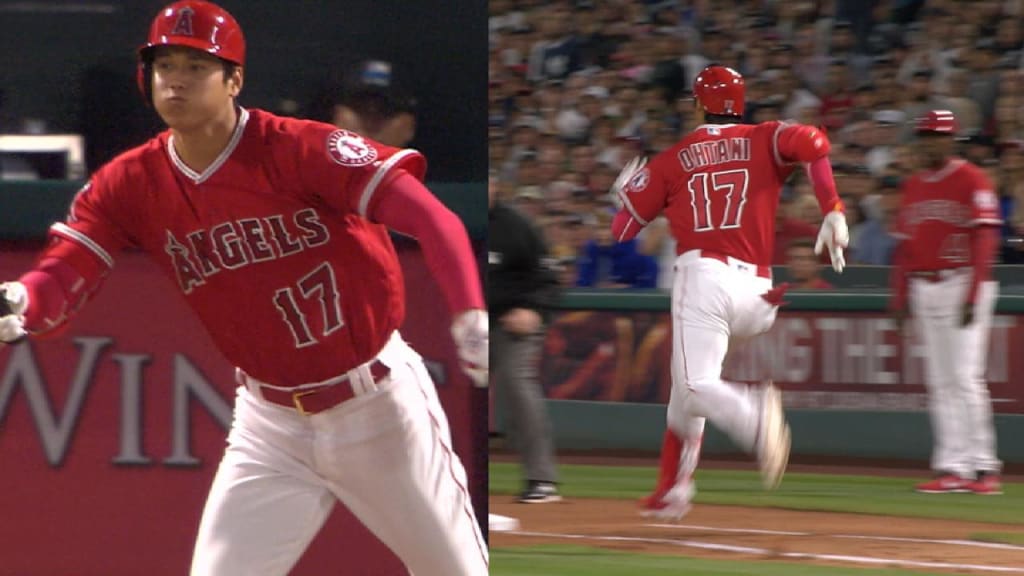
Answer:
[166,208,330,294]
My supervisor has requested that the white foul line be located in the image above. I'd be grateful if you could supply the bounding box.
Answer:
[505,530,1024,573]
[647,523,1024,552]
[647,523,809,536]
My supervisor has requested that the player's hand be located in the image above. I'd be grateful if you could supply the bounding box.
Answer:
[451,309,488,388]
[0,282,29,345]
[609,156,647,209]
[501,308,542,336]
[814,211,850,273]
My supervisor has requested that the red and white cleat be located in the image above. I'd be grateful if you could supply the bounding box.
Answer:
[966,472,1003,495]
[639,481,695,522]
[914,473,971,494]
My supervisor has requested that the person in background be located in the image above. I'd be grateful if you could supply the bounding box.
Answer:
[487,172,563,504]
[785,238,834,289]
[890,110,1003,496]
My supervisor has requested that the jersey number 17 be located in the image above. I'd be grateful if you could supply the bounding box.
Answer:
[688,169,750,231]
[273,262,344,348]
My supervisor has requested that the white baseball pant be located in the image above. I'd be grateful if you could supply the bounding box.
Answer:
[189,332,488,576]
[667,251,780,475]
[909,271,1001,478]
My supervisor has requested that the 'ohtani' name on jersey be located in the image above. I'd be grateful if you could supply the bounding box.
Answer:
[166,208,330,294]
[678,138,751,171]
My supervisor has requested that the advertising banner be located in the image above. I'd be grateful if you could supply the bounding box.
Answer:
[0,246,481,575]
[539,309,1024,414]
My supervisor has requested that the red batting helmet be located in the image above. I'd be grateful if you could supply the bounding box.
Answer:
[136,1,246,102]
[693,65,745,117]
[915,110,958,134]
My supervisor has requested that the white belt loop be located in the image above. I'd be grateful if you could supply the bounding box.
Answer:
[236,367,265,400]
[353,364,376,394]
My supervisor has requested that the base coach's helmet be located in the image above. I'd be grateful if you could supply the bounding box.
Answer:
[915,109,958,134]
[693,65,745,117]
[136,0,246,103]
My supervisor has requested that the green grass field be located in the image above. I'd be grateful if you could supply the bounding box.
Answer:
[489,463,1024,575]
[491,546,978,576]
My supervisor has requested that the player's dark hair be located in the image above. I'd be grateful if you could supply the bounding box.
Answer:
[222,62,238,82]
[704,112,743,124]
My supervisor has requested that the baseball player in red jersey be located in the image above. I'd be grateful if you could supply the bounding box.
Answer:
[0,2,489,574]
[610,66,849,520]
[890,110,1003,495]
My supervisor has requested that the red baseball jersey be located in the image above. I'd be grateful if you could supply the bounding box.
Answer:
[49,108,426,386]
[894,158,1002,271]
[618,121,801,267]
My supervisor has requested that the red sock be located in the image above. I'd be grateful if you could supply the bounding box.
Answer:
[654,429,683,493]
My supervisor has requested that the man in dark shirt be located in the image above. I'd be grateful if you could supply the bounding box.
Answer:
[487,172,561,503]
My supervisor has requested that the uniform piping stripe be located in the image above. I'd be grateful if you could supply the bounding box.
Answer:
[617,217,639,243]
[619,192,649,227]
[679,266,691,391]
[358,149,421,218]
[50,223,114,268]
[971,217,1003,226]
[167,108,250,184]
[413,373,489,568]
[771,122,789,166]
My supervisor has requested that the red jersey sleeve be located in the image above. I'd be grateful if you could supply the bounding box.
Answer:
[617,162,667,226]
[295,123,427,219]
[45,170,136,278]
[965,166,1002,226]
[23,167,138,333]
[773,122,831,164]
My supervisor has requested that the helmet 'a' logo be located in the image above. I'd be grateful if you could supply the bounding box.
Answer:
[171,7,195,36]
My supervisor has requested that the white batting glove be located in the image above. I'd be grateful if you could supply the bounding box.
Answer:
[814,211,850,273]
[451,309,488,387]
[609,156,647,209]
[0,282,29,344]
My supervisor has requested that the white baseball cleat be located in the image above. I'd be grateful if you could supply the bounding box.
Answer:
[758,382,791,490]
[639,481,695,522]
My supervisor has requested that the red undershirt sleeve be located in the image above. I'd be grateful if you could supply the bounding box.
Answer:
[369,171,485,315]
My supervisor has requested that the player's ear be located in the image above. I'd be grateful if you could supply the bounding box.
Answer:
[229,66,244,98]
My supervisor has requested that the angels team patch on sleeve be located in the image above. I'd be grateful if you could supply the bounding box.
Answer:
[327,130,378,167]
[973,189,998,211]
[627,168,650,193]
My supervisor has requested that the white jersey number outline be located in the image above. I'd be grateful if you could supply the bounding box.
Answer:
[687,169,750,231]
[273,262,345,348]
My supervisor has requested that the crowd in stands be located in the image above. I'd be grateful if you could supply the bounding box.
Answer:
[489,0,1024,289]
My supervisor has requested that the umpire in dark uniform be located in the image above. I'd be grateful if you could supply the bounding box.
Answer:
[487,172,561,503]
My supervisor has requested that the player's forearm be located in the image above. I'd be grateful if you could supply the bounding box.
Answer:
[777,124,842,214]
[806,156,843,214]
[372,171,484,314]
[611,209,644,242]
[967,226,999,302]
[18,257,95,334]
